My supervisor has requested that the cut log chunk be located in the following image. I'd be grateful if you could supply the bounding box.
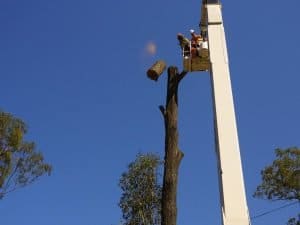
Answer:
[147,60,167,81]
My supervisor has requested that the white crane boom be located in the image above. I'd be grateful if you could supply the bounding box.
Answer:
[201,1,251,225]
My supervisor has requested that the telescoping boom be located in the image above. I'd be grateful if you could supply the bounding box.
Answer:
[201,0,251,225]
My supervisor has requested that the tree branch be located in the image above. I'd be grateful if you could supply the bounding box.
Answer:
[159,105,166,118]
[177,70,188,82]
[3,162,19,192]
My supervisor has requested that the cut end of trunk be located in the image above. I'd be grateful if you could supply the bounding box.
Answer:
[147,60,167,81]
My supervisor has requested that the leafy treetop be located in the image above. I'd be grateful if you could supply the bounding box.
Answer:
[0,111,52,199]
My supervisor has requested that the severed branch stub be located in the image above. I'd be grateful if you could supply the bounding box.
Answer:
[147,60,167,81]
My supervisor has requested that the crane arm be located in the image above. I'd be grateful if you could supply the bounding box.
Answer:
[201,1,251,225]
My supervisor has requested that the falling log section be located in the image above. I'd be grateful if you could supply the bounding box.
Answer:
[147,60,167,81]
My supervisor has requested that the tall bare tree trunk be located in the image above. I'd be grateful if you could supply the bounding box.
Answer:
[160,67,186,225]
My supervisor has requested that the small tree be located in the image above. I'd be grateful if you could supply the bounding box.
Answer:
[118,153,162,225]
[254,147,300,224]
[0,111,52,199]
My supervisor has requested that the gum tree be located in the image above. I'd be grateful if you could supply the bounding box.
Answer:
[254,147,300,225]
[0,111,52,199]
[119,153,162,225]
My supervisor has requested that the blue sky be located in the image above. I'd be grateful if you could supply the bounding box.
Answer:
[0,0,299,224]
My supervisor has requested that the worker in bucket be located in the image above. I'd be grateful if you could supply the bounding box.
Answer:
[177,33,190,58]
[190,29,203,57]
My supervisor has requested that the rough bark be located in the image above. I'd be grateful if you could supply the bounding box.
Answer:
[147,60,167,81]
[160,67,187,225]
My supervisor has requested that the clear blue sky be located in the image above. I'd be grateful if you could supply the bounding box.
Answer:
[0,0,299,224]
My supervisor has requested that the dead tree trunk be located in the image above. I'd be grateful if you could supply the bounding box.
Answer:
[159,66,187,225]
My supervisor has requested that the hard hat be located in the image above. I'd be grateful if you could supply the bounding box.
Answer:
[190,29,195,33]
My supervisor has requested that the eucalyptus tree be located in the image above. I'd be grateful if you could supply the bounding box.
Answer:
[254,147,300,225]
[0,111,52,199]
[119,153,162,225]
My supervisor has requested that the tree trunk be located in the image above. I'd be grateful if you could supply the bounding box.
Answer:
[160,66,186,225]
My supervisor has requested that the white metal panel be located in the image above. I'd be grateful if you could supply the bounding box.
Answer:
[206,4,251,225]
[207,4,222,24]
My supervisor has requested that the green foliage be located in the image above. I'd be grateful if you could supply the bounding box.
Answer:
[254,147,300,201]
[254,147,300,225]
[0,111,52,199]
[119,153,162,225]
[287,216,300,225]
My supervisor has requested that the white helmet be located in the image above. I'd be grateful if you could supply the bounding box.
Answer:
[190,29,195,33]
